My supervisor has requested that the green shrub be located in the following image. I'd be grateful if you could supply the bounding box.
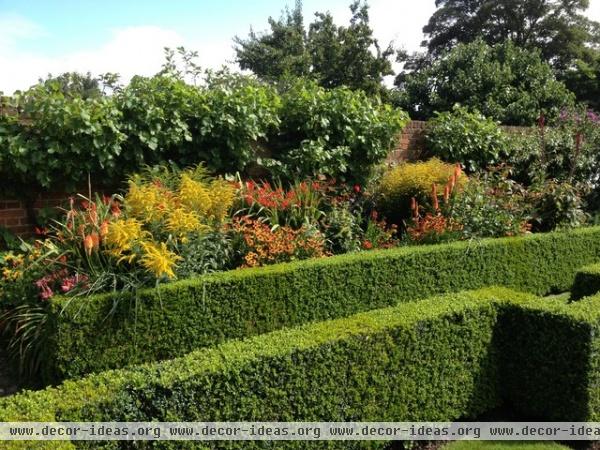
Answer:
[531,180,589,232]
[0,85,125,195]
[572,263,600,300]
[499,292,600,420]
[448,172,532,239]
[6,286,600,449]
[0,75,407,195]
[6,287,600,447]
[265,79,409,185]
[376,158,465,225]
[41,226,600,382]
[0,288,519,450]
[191,75,281,174]
[426,106,509,173]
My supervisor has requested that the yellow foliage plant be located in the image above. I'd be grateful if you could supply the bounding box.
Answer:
[377,158,467,225]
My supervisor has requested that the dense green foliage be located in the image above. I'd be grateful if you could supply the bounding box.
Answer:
[426,106,509,172]
[500,292,600,420]
[0,73,405,194]
[447,173,532,239]
[0,82,125,193]
[234,1,394,97]
[5,286,600,449]
[396,40,575,125]
[562,53,600,112]
[420,0,600,74]
[39,226,600,382]
[572,263,600,300]
[0,288,520,450]
[267,79,408,183]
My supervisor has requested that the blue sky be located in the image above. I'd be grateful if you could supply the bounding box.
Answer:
[1,0,599,94]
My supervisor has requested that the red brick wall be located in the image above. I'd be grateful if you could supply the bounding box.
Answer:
[387,120,428,164]
[0,193,69,237]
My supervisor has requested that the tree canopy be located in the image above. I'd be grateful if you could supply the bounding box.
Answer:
[422,0,600,72]
[234,0,394,97]
[396,39,575,125]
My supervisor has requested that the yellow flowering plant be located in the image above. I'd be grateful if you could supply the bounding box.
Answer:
[98,164,236,281]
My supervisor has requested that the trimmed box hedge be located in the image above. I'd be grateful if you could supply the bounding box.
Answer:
[43,226,600,382]
[4,287,600,449]
[0,288,523,450]
[499,292,600,421]
[571,263,600,300]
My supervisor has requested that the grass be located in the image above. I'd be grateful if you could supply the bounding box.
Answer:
[446,442,570,450]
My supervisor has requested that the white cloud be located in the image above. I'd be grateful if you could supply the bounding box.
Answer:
[0,24,237,95]
[0,13,44,48]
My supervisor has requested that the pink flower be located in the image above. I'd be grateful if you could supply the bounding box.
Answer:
[35,277,54,300]
[60,274,89,293]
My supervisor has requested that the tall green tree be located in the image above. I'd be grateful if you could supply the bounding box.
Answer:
[308,2,394,96]
[234,1,394,97]
[421,0,600,72]
[234,0,310,81]
[396,39,574,125]
[562,52,600,111]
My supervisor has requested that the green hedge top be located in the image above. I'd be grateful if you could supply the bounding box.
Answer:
[44,226,600,382]
[572,263,600,300]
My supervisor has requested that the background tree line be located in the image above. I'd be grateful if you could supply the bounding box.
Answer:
[234,0,600,124]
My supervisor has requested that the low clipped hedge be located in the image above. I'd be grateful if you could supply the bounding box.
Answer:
[6,287,600,449]
[0,288,521,450]
[571,263,600,300]
[43,226,600,382]
[500,292,600,420]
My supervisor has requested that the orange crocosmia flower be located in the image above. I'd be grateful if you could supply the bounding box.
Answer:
[432,184,439,211]
[454,164,462,179]
[111,202,122,218]
[89,209,98,225]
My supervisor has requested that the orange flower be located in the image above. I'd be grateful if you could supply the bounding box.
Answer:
[431,184,439,211]
[83,235,94,255]
[100,220,109,238]
[454,164,462,179]
[111,201,122,218]
[90,232,100,249]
